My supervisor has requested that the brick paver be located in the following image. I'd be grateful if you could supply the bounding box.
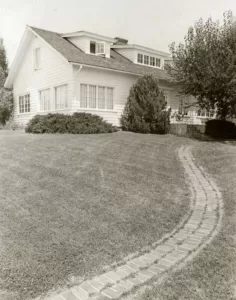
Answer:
[42,145,223,300]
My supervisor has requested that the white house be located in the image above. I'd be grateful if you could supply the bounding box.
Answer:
[4,26,212,127]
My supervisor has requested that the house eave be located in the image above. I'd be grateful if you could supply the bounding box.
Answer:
[62,31,117,43]
[111,44,171,57]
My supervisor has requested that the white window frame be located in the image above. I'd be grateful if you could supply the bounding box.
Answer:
[137,53,143,64]
[80,84,114,111]
[54,84,69,110]
[39,88,51,112]
[96,42,106,55]
[150,56,155,66]
[136,52,162,69]
[197,108,215,118]
[144,55,149,65]
[19,94,31,114]
[33,47,41,70]
[156,58,161,68]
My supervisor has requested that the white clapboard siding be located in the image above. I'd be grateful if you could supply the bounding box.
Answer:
[74,66,138,125]
[13,35,74,126]
[68,37,89,53]
[114,48,137,63]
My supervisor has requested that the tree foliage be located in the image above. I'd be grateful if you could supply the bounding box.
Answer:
[0,39,8,77]
[167,11,236,119]
[120,75,170,134]
[0,38,13,125]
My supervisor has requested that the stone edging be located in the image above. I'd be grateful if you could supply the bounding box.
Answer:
[43,145,223,300]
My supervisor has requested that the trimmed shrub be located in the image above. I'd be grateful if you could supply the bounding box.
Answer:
[205,119,236,139]
[120,75,171,134]
[25,113,118,134]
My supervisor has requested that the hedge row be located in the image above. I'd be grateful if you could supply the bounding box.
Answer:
[25,113,118,134]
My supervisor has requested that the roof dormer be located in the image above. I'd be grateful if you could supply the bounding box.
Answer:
[61,31,116,58]
[111,44,171,69]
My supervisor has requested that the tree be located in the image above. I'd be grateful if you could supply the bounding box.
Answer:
[167,11,236,120]
[0,38,13,125]
[120,75,170,134]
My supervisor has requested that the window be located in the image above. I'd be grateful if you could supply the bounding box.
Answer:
[137,53,143,63]
[19,94,30,113]
[98,86,105,109]
[33,48,41,70]
[137,53,162,68]
[88,85,96,108]
[156,58,161,67]
[90,41,105,55]
[144,55,149,65]
[150,57,155,66]
[90,41,96,54]
[197,109,215,118]
[40,89,51,111]
[80,84,114,110]
[80,84,87,108]
[55,84,68,109]
[106,87,114,110]
[96,42,105,54]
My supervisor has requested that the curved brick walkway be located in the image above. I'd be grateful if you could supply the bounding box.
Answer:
[43,145,223,300]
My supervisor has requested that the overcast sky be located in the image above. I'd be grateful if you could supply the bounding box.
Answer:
[1,0,236,66]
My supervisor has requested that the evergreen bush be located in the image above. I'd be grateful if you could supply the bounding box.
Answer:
[205,119,236,139]
[25,113,118,134]
[120,75,170,134]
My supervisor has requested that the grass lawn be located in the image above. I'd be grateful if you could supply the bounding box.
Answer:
[133,140,236,300]
[0,131,191,300]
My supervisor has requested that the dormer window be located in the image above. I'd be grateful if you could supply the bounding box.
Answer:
[90,41,105,55]
[144,55,149,65]
[33,47,41,70]
[96,42,105,54]
[137,53,143,63]
[90,41,96,54]
[150,57,155,66]
[137,53,162,68]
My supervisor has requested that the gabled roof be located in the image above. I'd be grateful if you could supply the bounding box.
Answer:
[5,26,172,88]
[30,27,171,80]
[61,30,117,43]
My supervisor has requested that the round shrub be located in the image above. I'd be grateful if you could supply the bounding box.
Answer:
[205,119,236,139]
[120,75,171,134]
[25,113,117,134]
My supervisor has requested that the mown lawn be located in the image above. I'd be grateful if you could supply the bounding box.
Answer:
[133,140,236,300]
[0,131,191,300]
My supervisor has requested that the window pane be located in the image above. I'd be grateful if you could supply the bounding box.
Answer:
[25,94,30,112]
[55,84,68,109]
[150,57,155,66]
[88,85,96,108]
[40,89,50,111]
[137,53,143,63]
[19,96,24,113]
[156,58,161,67]
[98,86,105,109]
[96,43,105,54]
[80,84,87,108]
[90,42,96,54]
[55,86,60,109]
[144,55,149,65]
[106,87,113,110]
